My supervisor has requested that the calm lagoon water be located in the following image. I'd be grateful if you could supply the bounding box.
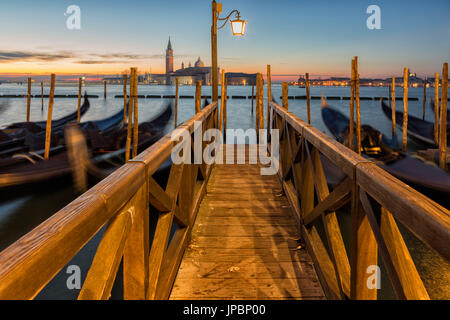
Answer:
[0,83,448,299]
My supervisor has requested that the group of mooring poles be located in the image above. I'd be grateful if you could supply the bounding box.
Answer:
[387,63,448,169]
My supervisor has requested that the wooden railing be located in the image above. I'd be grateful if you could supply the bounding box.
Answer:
[0,102,218,300]
[269,101,450,300]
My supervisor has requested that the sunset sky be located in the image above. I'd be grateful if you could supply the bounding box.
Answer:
[0,0,449,80]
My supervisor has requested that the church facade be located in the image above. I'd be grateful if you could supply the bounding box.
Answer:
[146,38,216,85]
[145,38,254,86]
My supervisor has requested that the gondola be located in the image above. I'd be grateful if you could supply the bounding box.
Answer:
[0,104,125,191]
[86,102,173,181]
[381,98,449,147]
[0,94,91,152]
[321,98,450,201]
[0,101,172,192]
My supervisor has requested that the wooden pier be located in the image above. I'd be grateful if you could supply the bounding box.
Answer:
[170,146,324,300]
[0,99,448,300]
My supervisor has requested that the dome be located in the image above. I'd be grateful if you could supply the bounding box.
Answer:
[194,57,204,68]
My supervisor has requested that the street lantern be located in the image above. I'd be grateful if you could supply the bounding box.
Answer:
[230,15,246,36]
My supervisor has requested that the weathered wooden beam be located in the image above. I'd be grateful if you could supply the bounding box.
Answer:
[123,184,149,300]
[350,181,378,300]
[78,208,133,300]
[303,177,351,225]
[380,208,429,299]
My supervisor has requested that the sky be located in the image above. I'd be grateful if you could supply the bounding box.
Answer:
[0,0,449,80]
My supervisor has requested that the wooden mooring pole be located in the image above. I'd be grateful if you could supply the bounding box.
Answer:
[434,73,440,146]
[391,77,396,139]
[174,77,179,129]
[282,82,288,110]
[257,73,264,142]
[355,57,361,155]
[223,78,228,143]
[403,68,409,152]
[306,72,311,124]
[125,68,135,162]
[267,65,271,143]
[77,78,82,123]
[439,63,448,169]
[389,82,392,107]
[44,74,56,160]
[195,80,202,114]
[350,60,355,151]
[422,77,427,120]
[123,74,128,125]
[251,80,255,114]
[26,77,31,122]
[41,81,44,111]
[132,69,139,158]
[220,70,225,131]
[104,80,107,99]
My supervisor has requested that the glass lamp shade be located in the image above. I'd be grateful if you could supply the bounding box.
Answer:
[230,19,246,36]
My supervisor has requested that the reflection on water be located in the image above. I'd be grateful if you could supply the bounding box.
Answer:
[0,84,448,299]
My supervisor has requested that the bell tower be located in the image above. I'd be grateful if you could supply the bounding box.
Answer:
[166,37,174,74]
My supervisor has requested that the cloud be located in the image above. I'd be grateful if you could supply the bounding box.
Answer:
[0,51,74,62]
[0,49,199,65]
[75,60,129,64]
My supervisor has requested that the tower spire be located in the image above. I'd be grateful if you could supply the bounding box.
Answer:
[167,36,172,51]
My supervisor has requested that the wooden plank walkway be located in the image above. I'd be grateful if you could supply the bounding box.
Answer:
[170,146,324,300]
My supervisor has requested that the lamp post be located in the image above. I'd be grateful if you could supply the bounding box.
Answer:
[211,0,246,102]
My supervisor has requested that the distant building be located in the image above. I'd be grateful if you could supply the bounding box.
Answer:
[166,37,174,75]
[225,73,257,86]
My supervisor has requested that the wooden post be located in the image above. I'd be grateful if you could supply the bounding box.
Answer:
[256,74,261,140]
[125,68,134,162]
[77,78,82,123]
[439,63,448,169]
[434,73,440,145]
[391,77,396,138]
[282,82,288,110]
[132,69,139,158]
[403,68,409,152]
[251,80,255,114]
[422,78,427,120]
[195,81,202,114]
[354,57,361,155]
[174,77,179,129]
[123,74,128,125]
[41,81,44,111]
[306,73,311,124]
[104,80,107,99]
[258,73,264,137]
[266,65,272,142]
[26,77,31,122]
[44,74,56,160]
[223,78,228,143]
[388,82,392,107]
[220,70,225,131]
[349,59,355,151]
